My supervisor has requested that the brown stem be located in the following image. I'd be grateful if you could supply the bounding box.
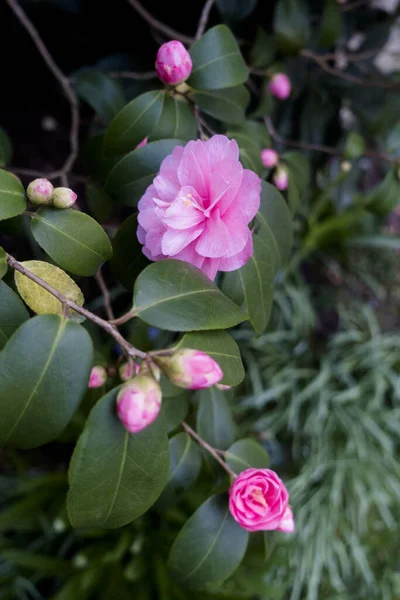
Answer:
[95,270,115,321]
[195,0,215,41]
[126,0,194,44]
[182,422,236,479]
[109,309,136,327]
[6,254,147,360]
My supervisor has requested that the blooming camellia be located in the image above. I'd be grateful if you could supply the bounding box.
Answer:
[116,376,162,434]
[156,349,223,390]
[137,135,261,280]
[155,40,192,85]
[229,468,295,532]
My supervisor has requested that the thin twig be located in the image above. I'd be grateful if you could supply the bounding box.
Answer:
[95,270,115,321]
[182,422,237,479]
[7,254,146,359]
[195,0,215,41]
[6,0,79,183]
[126,0,194,44]
[109,309,136,327]
[109,70,157,80]
[339,0,370,12]
[194,105,206,139]
[10,167,50,179]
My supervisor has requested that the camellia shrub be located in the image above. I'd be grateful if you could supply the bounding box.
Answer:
[0,0,400,598]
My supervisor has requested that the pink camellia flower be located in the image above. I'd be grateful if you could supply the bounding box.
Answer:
[268,73,291,100]
[27,178,54,205]
[156,348,223,390]
[137,135,261,280]
[261,149,279,169]
[229,468,294,532]
[136,137,148,149]
[119,361,140,382]
[52,187,77,209]
[116,376,162,433]
[155,40,192,85]
[273,166,289,191]
[88,366,107,389]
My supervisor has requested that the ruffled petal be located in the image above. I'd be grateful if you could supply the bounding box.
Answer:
[177,140,210,198]
[218,233,253,271]
[195,209,230,258]
[206,135,239,165]
[161,225,203,256]
[234,169,261,222]
[153,145,184,201]
[162,186,205,230]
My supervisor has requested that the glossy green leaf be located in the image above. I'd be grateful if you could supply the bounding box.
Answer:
[86,180,113,223]
[149,96,196,142]
[177,330,244,386]
[364,168,400,216]
[225,439,270,474]
[0,246,7,279]
[67,386,169,528]
[228,121,270,175]
[346,234,400,250]
[344,132,366,160]
[304,210,368,249]
[168,494,249,588]
[163,395,189,432]
[74,70,125,122]
[31,208,113,276]
[192,86,249,124]
[220,269,244,306]
[319,0,342,47]
[0,315,93,449]
[188,25,248,90]
[133,260,247,331]
[216,0,257,22]
[105,139,184,205]
[81,133,121,182]
[274,0,310,55]
[0,127,12,167]
[0,280,29,350]
[111,213,149,290]
[0,169,26,221]
[104,91,165,156]
[250,28,276,68]
[157,432,202,507]
[282,151,310,197]
[239,235,275,334]
[196,386,235,450]
[256,181,293,268]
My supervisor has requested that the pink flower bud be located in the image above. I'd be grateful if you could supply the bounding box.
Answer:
[273,166,289,191]
[27,178,54,205]
[116,376,162,433]
[52,187,77,209]
[155,41,192,85]
[268,73,291,100]
[157,349,223,390]
[261,149,279,169]
[229,468,294,532]
[88,366,107,388]
[217,384,232,391]
[119,361,140,382]
[136,137,148,149]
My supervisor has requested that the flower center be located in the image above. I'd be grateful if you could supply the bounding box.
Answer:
[251,488,267,507]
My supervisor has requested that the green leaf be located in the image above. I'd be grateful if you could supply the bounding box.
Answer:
[249,28,276,68]
[105,139,184,205]
[192,86,249,124]
[163,395,189,432]
[239,235,275,334]
[168,494,249,589]
[157,432,202,507]
[196,386,235,450]
[111,213,149,290]
[74,70,125,122]
[177,330,244,386]
[216,0,257,23]
[86,180,113,223]
[0,315,93,449]
[346,234,400,250]
[188,25,248,90]
[0,127,12,167]
[104,91,165,156]
[31,208,113,276]
[256,181,293,268]
[274,0,310,55]
[228,121,270,175]
[304,210,368,249]
[225,439,270,473]
[67,386,169,528]
[149,96,196,142]
[14,260,84,320]
[344,132,366,160]
[282,151,310,197]
[81,133,121,182]
[2,550,73,575]
[0,280,29,350]
[0,246,7,279]
[133,260,247,331]
[364,168,400,216]
[0,169,26,221]
[319,0,342,47]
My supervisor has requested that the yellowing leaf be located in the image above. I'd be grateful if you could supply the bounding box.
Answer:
[15,260,85,321]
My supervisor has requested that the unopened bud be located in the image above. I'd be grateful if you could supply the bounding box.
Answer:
[88,366,107,388]
[156,349,223,390]
[119,361,140,382]
[136,137,148,149]
[217,384,232,391]
[268,73,291,100]
[52,187,77,209]
[273,166,289,191]
[261,149,279,169]
[341,160,352,173]
[27,178,54,205]
[116,375,162,433]
[155,41,192,85]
